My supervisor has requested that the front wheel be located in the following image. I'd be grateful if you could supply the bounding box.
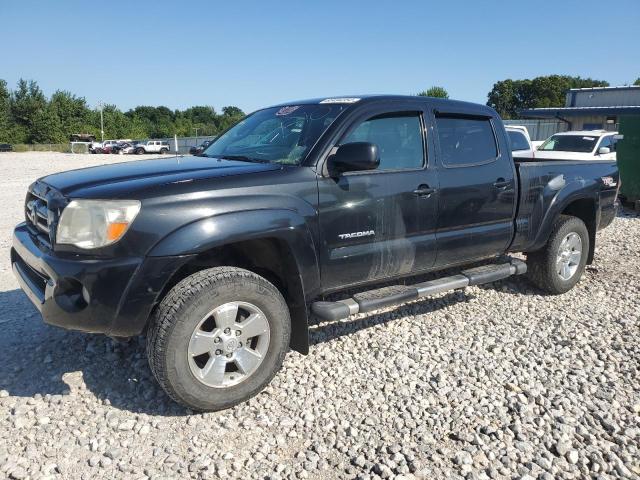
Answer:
[147,267,291,411]
[160,148,169,154]
[526,215,589,294]
[135,148,145,155]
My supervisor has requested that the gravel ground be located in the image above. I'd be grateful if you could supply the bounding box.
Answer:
[0,152,638,480]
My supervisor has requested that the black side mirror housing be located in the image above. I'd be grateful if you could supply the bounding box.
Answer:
[328,142,379,176]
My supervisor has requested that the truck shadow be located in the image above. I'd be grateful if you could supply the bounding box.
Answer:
[0,289,189,416]
[0,276,533,414]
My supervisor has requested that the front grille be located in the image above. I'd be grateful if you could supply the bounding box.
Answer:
[25,191,50,234]
[24,182,64,246]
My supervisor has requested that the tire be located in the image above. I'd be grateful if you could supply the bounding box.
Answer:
[135,148,144,155]
[147,267,291,411]
[160,148,168,154]
[526,215,589,294]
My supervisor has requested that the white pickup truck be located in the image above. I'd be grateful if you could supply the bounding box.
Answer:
[535,130,619,161]
[505,126,536,159]
[134,140,171,155]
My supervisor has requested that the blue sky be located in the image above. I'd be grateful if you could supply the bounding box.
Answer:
[1,0,638,113]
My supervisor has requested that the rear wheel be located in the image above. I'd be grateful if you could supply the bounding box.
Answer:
[526,215,589,294]
[147,267,291,411]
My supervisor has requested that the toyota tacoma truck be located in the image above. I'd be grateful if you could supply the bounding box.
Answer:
[11,96,619,411]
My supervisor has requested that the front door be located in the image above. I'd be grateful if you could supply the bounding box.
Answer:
[317,106,439,291]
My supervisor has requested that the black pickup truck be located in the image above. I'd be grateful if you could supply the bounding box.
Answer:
[12,96,619,411]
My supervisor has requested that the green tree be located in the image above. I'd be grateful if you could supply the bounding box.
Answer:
[125,106,175,137]
[10,79,50,142]
[101,104,134,140]
[487,75,609,119]
[181,106,217,125]
[0,80,11,142]
[634,78,640,86]
[0,77,247,143]
[49,90,91,142]
[417,86,449,98]
[216,106,245,131]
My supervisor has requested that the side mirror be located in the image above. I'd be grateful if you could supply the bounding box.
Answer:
[598,146,611,155]
[328,142,379,176]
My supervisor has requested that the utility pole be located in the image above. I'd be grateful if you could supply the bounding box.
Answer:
[98,101,105,142]
[193,127,199,144]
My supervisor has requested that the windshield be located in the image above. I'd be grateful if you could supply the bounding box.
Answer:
[203,104,347,164]
[539,134,598,153]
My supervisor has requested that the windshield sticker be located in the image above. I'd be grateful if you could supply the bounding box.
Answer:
[276,106,300,116]
[319,97,360,104]
[582,136,595,140]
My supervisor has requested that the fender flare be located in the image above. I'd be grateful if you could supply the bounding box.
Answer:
[530,180,599,255]
[148,209,321,354]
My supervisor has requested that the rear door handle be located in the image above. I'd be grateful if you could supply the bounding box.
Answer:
[413,185,436,197]
[493,179,511,189]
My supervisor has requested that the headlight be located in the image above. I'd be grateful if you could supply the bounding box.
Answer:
[56,199,141,249]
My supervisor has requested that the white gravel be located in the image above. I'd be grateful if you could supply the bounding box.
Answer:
[0,152,639,480]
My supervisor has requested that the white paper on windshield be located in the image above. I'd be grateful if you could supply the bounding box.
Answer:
[276,106,300,116]
[319,98,360,104]
[582,136,595,140]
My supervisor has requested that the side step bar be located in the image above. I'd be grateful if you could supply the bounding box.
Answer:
[311,258,527,322]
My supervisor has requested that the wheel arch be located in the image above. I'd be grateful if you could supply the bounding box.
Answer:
[147,210,321,354]
[560,198,597,264]
[531,193,599,265]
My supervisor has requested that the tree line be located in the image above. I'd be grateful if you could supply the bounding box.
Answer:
[2,75,638,144]
[0,79,245,144]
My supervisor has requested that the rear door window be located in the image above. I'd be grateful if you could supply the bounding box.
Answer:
[435,116,498,167]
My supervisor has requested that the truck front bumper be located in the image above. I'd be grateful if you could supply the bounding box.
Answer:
[11,223,190,337]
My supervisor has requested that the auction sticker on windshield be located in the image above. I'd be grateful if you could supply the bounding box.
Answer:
[276,106,300,116]
[319,97,360,104]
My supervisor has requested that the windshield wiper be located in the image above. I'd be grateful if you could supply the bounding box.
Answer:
[213,154,270,163]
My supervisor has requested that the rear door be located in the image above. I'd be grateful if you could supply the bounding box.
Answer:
[432,112,516,267]
[317,102,439,290]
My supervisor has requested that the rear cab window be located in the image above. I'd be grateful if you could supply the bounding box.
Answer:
[435,116,498,167]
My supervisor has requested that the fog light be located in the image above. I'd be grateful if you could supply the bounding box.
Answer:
[54,278,88,313]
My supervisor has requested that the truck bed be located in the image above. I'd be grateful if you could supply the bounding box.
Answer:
[510,159,619,253]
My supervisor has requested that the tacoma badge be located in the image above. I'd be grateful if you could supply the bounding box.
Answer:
[338,230,375,240]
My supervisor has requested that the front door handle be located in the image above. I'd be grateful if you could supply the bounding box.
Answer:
[413,185,436,197]
[493,178,511,189]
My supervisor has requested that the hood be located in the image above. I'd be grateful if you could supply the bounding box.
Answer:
[41,155,282,198]
[534,150,597,161]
